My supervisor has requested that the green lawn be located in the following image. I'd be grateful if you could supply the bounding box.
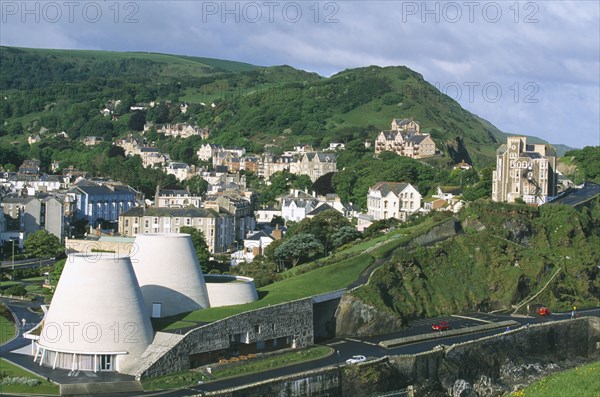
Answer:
[510,361,600,397]
[154,216,449,329]
[179,253,374,324]
[0,281,22,288]
[22,276,47,282]
[0,358,60,395]
[141,346,331,391]
[0,315,16,344]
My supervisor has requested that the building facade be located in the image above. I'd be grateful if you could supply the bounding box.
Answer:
[492,136,557,204]
[118,207,233,253]
[374,119,436,158]
[1,194,75,242]
[367,182,422,221]
[70,183,136,228]
[295,152,337,182]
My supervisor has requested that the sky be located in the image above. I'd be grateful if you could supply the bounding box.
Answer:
[1,0,599,148]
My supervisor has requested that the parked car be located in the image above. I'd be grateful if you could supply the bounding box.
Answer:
[538,307,551,316]
[432,321,451,331]
[346,355,366,364]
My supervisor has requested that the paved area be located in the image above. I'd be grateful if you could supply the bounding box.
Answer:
[550,181,600,207]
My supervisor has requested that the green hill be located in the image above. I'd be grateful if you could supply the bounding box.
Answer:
[353,200,600,320]
[0,46,555,166]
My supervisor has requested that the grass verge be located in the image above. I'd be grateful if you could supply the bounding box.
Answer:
[0,358,60,395]
[510,361,600,397]
[0,315,16,344]
[142,346,331,391]
[211,346,332,379]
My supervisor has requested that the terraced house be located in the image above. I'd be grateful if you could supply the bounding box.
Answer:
[118,206,234,253]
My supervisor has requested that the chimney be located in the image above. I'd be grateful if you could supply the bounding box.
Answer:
[271,224,283,240]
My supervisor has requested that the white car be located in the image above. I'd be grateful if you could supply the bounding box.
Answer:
[346,355,366,364]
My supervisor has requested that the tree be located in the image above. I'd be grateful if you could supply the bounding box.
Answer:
[270,215,285,227]
[50,258,66,286]
[292,209,352,252]
[128,111,146,131]
[180,226,210,273]
[274,233,324,268]
[184,175,208,196]
[331,226,362,248]
[24,230,63,259]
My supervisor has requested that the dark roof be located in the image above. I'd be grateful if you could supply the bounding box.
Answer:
[521,152,542,159]
[408,134,430,144]
[158,189,189,196]
[140,147,159,153]
[72,184,136,196]
[245,230,271,241]
[370,182,411,196]
[282,198,315,208]
[303,152,336,162]
[393,118,413,126]
[121,206,220,218]
[307,203,335,216]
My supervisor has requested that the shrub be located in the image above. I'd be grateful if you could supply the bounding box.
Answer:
[0,376,41,386]
[3,285,27,296]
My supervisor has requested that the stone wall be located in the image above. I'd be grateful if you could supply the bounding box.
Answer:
[205,367,342,397]
[139,298,314,379]
[197,317,600,397]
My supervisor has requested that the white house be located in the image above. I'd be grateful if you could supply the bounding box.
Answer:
[280,190,319,223]
[231,226,284,266]
[367,182,421,222]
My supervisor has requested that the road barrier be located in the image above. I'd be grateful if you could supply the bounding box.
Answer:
[379,320,519,349]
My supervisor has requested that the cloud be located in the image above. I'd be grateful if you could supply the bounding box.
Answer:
[0,0,598,147]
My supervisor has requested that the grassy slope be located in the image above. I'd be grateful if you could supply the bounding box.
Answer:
[11,46,259,74]
[155,216,447,329]
[2,46,513,165]
[510,361,600,397]
[0,315,16,344]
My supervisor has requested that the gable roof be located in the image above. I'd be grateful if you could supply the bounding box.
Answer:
[306,203,336,216]
[370,182,411,196]
[303,152,336,163]
[407,134,430,144]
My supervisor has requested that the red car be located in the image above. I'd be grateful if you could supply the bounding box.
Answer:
[432,321,450,331]
[538,307,551,316]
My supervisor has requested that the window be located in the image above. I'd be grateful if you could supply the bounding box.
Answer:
[186,218,191,225]
[100,355,113,371]
[125,219,129,227]
[145,220,149,228]
[175,218,180,225]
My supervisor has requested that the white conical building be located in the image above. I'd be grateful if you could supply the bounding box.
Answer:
[131,233,210,318]
[34,253,154,374]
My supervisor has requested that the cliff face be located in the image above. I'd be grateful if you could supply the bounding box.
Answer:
[335,294,404,337]
[432,318,600,396]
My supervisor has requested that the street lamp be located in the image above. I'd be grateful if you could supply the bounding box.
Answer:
[11,239,15,270]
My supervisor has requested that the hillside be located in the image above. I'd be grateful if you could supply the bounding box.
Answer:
[0,46,546,166]
[351,200,600,326]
